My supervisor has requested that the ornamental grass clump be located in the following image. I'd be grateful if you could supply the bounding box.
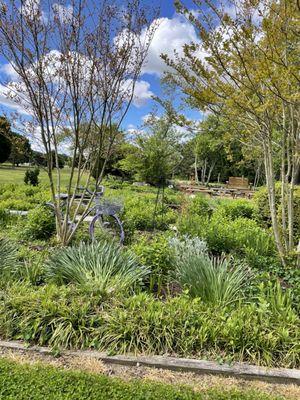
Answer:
[45,241,148,296]
[170,236,249,306]
[0,238,20,277]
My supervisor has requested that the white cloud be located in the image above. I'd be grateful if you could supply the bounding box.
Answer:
[125,124,144,141]
[133,80,153,107]
[141,15,201,76]
[127,123,136,130]
[123,79,153,107]
[0,63,19,80]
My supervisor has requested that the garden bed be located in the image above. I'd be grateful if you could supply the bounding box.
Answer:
[0,182,299,376]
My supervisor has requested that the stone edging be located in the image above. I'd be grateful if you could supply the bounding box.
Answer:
[0,340,299,385]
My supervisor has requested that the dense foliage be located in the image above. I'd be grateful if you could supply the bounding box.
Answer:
[0,285,298,368]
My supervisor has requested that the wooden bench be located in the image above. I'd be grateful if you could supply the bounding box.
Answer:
[226,177,251,190]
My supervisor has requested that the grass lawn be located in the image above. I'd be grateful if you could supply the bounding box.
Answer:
[0,164,87,187]
[0,357,285,400]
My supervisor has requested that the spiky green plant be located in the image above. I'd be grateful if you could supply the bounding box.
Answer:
[0,238,20,276]
[173,250,249,306]
[45,241,148,296]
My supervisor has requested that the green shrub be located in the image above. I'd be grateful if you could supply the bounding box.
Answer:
[215,199,255,220]
[277,193,300,242]
[162,189,184,206]
[0,358,281,400]
[243,247,280,271]
[177,213,208,238]
[0,198,36,211]
[24,168,40,186]
[21,205,55,240]
[122,196,177,233]
[0,184,51,211]
[131,232,175,291]
[253,186,280,228]
[45,241,148,296]
[177,213,274,258]
[186,194,214,217]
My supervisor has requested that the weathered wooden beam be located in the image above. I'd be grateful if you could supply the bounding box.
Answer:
[0,340,299,385]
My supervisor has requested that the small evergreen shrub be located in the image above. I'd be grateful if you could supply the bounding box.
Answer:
[122,197,177,233]
[24,168,40,186]
[253,185,300,242]
[0,184,50,211]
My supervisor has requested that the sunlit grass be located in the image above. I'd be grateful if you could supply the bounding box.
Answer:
[0,164,88,187]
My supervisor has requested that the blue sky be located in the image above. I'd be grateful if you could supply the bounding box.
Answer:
[122,0,204,132]
[0,0,204,142]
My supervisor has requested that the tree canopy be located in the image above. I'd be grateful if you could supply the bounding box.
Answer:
[162,0,300,262]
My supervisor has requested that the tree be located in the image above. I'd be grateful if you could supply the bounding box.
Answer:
[31,151,47,168]
[8,132,31,166]
[0,0,156,244]
[117,143,142,180]
[122,115,182,187]
[0,116,12,163]
[194,115,226,185]
[0,134,11,163]
[0,116,32,166]
[163,0,300,264]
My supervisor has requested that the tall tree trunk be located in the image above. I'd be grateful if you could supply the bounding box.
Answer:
[206,161,216,185]
[263,137,286,266]
[280,113,288,251]
[253,163,261,188]
[201,159,207,185]
[194,153,199,184]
